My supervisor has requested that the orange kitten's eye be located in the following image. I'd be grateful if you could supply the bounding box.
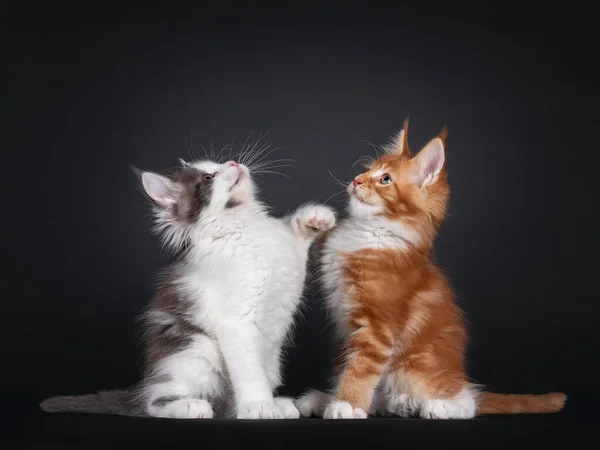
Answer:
[380,174,392,185]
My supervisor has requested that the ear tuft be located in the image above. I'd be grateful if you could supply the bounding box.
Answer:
[437,125,448,144]
[140,172,180,208]
[412,137,445,188]
[178,158,189,167]
[386,116,412,157]
[130,164,144,179]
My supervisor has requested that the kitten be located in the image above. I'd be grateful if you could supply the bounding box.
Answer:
[297,120,567,419]
[41,157,336,419]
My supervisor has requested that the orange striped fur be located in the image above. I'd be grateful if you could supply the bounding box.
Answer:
[301,120,566,419]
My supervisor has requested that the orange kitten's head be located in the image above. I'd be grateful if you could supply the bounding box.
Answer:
[347,119,449,230]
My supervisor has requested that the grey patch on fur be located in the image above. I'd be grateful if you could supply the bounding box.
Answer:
[39,389,146,416]
[151,395,182,408]
[225,198,240,209]
[142,267,208,378]
[168,167,214,224]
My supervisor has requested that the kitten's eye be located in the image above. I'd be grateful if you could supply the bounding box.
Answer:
[202,174,214,181]
[380,174,392,185]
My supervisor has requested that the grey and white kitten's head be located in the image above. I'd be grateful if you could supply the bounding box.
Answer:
[134,158,256,253]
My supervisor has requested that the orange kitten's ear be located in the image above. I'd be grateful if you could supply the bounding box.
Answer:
[437,124,448,144]
[385,117,412,157]
[411,136,445,188]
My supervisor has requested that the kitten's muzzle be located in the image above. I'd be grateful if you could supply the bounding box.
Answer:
[222,163,243,188]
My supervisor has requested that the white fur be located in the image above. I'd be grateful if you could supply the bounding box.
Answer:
[419,388,476,419]
[154,399,214,419]
[323,401,367,419]
[140,160,336,419]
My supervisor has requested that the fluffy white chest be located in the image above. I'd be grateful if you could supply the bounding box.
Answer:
[180,211,306,339]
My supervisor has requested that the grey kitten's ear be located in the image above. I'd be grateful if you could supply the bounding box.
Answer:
[131,165,144,179]
[131,165,180,208]
[178,158,189,167]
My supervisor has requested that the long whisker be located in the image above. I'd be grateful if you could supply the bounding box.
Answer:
[228,132,236,161]
[237,131,256,166]
[244,138,274,168]
[322,189,345,204]
[327,169,349,189]
[357,139,383,158]
[196,138,210,160]
[248,158,297,171]
[242,132,269,167]
[245,145,272,168]
[249,164,293,172]
[349,155,373,177]
[250,169,291,179]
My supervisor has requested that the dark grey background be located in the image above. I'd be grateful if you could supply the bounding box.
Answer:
[3,1,597,403]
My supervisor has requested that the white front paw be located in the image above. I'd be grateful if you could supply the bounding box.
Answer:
[274,397,300,419]
[323,401,367,419]
[293,204,337,235]
[237,399,299,419]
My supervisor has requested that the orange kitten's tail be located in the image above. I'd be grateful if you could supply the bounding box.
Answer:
[476,392,567,415]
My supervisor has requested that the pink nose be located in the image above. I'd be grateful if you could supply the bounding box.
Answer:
[227,161,239,168]
[352,178,362,186]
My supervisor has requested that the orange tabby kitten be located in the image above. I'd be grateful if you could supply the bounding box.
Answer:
[297,120,567,419]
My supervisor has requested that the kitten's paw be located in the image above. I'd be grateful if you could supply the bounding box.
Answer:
[158,399,214,419]
[387,393,421,418]
[237,401,284,419]
[419,395,476,419]
[296,390,332,417]
[323,401,367,419]
[274,397,300,419]
[292,204,337,237]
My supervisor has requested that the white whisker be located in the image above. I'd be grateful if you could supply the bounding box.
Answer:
[244,138,274,168]
[327,169,349,189]
[322,190,345,204]
[250,169,291,179]
[349,155,374,177]
[242,132,269,166]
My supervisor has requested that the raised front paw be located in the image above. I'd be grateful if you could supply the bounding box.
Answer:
[323,401,367,419]
[237,399,299,419]
[293,204,337,237]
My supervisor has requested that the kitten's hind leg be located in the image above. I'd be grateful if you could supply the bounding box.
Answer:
[141,333,225,419]
[149,397,214,419]
[383,367,475,419]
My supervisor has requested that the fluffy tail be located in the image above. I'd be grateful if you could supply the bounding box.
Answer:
[40,389,142,416]
[476,392,567,415]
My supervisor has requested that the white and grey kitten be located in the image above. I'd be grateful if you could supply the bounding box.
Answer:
[40,157,336,419]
